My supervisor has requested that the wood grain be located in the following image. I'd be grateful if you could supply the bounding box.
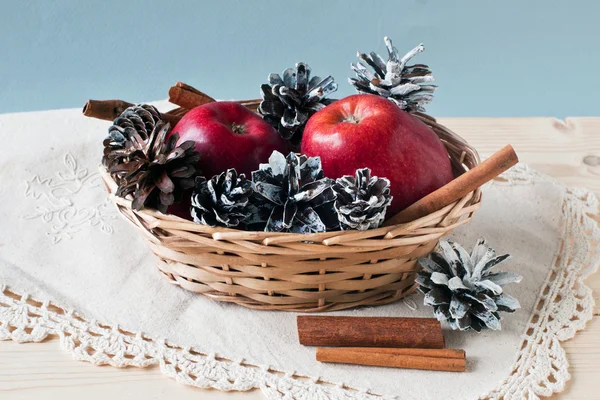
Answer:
[0,341,259,400]
[1,116,598,399]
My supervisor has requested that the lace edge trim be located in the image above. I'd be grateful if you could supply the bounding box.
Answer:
[482,170,600,399]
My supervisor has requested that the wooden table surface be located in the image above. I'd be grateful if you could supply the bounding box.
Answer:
[1,116,599,400]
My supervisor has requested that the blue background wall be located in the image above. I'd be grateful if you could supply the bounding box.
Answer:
[1,0,598,116]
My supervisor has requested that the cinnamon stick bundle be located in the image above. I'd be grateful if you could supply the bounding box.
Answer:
[297,316,444,349]
[316,347,466,372]
[82,99,182,126]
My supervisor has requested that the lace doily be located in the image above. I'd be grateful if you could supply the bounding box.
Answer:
[484,166,599,398]
[1,163,598,400]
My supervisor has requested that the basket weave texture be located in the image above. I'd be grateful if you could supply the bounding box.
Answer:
[101,108,481,312]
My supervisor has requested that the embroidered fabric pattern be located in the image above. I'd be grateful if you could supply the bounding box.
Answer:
[23,153,116,243]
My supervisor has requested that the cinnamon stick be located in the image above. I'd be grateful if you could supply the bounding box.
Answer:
[316,347,466,372]
[82,99,182,126]
[238,99,261,112]
[167,106,189,117]
[168,82,216,109]
[297,316,444,349]
[384,145,518,227]
[320,347,465,358]
[82,99,134,121]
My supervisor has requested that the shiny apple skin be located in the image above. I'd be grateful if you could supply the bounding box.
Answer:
[170,102,287,178]
[301,94,453,215]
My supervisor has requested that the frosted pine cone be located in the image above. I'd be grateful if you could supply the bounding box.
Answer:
[417,239,522,332]
[349,36,436,112]
[258,63,338,149]
[333,168,392,231]
[191,169,253,228]
[251,151,337,233]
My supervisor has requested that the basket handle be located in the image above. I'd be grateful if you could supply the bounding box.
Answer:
[384,145,519,227]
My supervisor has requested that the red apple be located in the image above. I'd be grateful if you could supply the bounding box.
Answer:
[301,94,453,216]
[169,101,287,177]
[167,101,286,220]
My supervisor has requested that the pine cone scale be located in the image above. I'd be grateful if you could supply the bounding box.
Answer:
[255,182,285,205]
[282,68,296,87]
[358,52,385,77]
[450,296,469,319]
[266,207,285,231]
[308,186,336,208]
[295,63,309,92]
[291,179,329,203]
[169,164,196,178]
[159,191,175,207]
[282,201,298,227]
[424,286,450,305]
[295,207,325,233]
[268,73,283,86]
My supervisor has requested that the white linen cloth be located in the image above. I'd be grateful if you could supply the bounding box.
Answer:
[0,105,598,400]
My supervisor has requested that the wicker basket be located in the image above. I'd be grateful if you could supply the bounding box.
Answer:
[101,105,481,312]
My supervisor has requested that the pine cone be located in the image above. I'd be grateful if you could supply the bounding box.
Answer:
[107,120,201,213]
[102,104,162,169]
[349,36,436,112]
[417,239,522,332]
[191,169,253,227]
[239,194,276,232]
[251,151,337,233]
[333,168,392,231]
[258,63,338,149]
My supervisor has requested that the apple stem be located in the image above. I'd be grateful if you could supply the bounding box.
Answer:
[343,114,361,124]
[231,123,246,134]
